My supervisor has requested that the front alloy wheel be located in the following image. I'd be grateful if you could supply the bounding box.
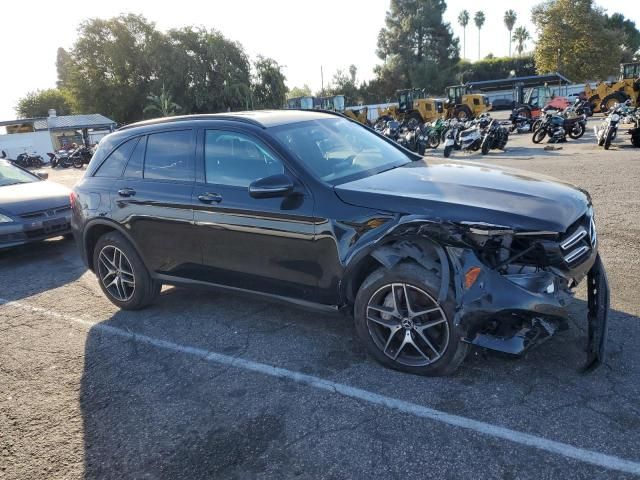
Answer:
[366,283,449,367]
[98,245,136,302]
[354,263,468,376]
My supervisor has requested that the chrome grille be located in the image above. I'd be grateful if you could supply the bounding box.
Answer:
[20,206,71,219]
[559,213,596,266]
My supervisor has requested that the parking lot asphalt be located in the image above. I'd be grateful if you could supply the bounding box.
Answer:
[2,119,640,479]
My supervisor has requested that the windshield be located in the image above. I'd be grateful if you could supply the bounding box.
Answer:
[0,160,38,186]
[271,118,411,184]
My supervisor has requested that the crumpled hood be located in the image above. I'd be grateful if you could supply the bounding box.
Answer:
[0,181,70,216]
[334,159,590,233]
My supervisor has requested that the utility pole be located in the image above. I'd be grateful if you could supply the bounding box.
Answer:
[321,66,324,96]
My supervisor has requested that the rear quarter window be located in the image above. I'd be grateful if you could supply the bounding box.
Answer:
[94,138,138,178]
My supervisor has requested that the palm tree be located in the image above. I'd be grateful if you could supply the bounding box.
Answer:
[144,83,181,118]
[458,10,470,60]
[512,26,531,57]
[474,11,486,60]
[504,10,517,56]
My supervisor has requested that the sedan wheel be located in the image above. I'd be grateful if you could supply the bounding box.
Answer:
[98,245,136,302]
[366,283,449,367]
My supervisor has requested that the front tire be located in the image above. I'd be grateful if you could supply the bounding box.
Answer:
[354,262,468,376]
[568,123,585,139]
[93,231,161,310]
[604,128,615,150]
[443,145,453,157]
[532,128,546,144]
[481,136,491,155]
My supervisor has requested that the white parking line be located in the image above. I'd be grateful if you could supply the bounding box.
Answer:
[2,297,640,476]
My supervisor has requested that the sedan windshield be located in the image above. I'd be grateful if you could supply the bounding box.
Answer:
[271,118,411,184]
[0,160,38,186]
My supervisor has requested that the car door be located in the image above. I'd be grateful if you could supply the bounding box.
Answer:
[111,129,200,279]
[192,128,321,301]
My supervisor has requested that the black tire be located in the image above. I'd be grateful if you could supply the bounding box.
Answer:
[354,262,468,376]
[632,132,640,148]
[92,231,161,310]
[532,128,546,144]
[568,122,585,139]
[73,156,84,168]
[443,145,453,158]
[588,95,600,113]
[481,136,491,155]
[455,105,472,121]
[428,133,440,149]
[531,119,542,132]
[604,128,615,150]
[600,93,626,113]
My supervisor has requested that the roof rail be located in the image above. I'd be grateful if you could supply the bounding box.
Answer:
[287,108,355,120]
[117,114,265,131]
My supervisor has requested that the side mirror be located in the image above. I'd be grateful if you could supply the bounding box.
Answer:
[248,174,294,199]
[36,171,49,180]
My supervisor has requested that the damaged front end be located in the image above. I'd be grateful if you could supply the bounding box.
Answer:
[448,209,609,371]
[373,208,609,371]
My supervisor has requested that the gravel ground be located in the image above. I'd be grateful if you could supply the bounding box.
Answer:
[1,118,639,479]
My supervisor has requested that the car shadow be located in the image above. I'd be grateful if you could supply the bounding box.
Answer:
[79,285,640,478]
[0,237,86,302]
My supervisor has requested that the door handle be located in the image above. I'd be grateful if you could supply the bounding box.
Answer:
[118,188,136,197]
[198,192,222,204]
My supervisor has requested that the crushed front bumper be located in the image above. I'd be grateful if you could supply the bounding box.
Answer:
[449,247,609,371]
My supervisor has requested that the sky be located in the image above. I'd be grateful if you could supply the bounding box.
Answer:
[1,0,638,119]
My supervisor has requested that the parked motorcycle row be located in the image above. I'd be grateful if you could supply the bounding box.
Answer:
[594,101,640,150]
[48,145,94,169]
[1,150,45,168]
[374,113,510,158]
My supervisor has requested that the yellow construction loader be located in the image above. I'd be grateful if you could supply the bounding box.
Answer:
[444,85,491,120]
[376,89,445,124]
[584,62,640,113]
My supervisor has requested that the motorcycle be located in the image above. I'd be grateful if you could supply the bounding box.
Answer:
[416,121,443,152]
[443,119,482,158]
[70,145,93,168]
[382,120,401,142]
[481,119,509,155]
[532,107,586,144]
[594,105,624,149]
[508,110,533,133]
[6,151,45,168]
[47,151,74,168]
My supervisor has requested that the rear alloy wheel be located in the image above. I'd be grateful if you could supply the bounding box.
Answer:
[354,263,468,376]
[569,123,585,139]
[93,231,160,309]
[97,245,136,302]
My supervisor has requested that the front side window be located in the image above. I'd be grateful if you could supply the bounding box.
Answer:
[144,130,194,182]
[271,118,411,184]
[204,130,284,187]
[94,138,138,178]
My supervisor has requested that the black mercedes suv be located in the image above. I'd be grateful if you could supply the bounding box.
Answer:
[71,110,608,375]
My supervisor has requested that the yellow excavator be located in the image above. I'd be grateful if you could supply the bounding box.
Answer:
[376,89,445,124]
[584,62,640,113]
[444,85,491,120]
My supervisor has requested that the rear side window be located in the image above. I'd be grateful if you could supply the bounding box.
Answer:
[94,138,138,178]
[124,136,146,178]
[144,130,194,181]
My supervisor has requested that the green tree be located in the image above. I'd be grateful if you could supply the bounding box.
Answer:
[504,10,517,56]
[325,68,361,105]
[457,55,536,83]
[512,26,531,56]
[161,27,251,113]
[474,11,486,60]
[458,10,470,59]
[15,88,76,118]
[532,0,621,81]
[57,14,162,124]
[604,13,640,64]
[143,84,181,118]
[287,85,312,99]
[376,0,459,94]
[252,56,287,109]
